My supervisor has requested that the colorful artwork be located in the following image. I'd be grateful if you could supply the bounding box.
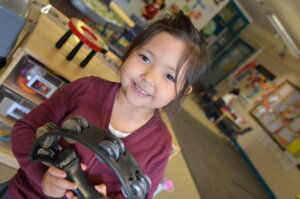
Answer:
[167,0,229,29]
[230,61,277,100]
[250,81,300,163]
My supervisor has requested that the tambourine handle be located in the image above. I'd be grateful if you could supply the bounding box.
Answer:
[62,157,104,199]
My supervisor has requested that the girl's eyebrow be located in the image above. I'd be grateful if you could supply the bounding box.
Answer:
[165,65,176,73]
[140,47,156,58]
[140,47,176,72]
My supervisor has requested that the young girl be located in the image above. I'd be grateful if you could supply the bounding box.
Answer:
[7,11,210,199]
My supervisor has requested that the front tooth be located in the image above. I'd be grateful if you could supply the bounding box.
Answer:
[140,89,148,95]
[137,85,148,95]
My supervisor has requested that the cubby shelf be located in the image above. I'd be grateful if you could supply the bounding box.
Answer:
[0,140,19,169]
[0,11,119,168]
[3,77,45,106]
[0,115,15,128]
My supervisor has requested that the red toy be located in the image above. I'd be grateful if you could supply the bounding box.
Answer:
[141,0,165,20]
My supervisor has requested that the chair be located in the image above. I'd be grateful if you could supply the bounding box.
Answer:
[197,84,217,106]
[0,0,30,67]
[216,117,252,139]
[201,98,225,122]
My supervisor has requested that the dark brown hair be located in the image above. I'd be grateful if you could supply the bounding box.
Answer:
[229,88,240,96]
[121,11,210,114]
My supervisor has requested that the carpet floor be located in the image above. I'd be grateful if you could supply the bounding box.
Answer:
[169,108,271,199]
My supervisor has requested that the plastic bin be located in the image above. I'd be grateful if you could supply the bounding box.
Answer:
[0,85,36,120]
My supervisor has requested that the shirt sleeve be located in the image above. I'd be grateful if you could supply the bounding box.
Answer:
[11,77,92,187]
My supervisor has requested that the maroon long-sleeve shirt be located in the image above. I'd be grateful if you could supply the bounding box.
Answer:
[8,76,172,199]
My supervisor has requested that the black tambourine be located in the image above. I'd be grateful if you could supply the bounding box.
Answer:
[29,116,151,199]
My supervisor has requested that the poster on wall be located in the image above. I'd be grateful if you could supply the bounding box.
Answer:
[166,0,229,29]
[250,81,300,166]
[228,61,277,102]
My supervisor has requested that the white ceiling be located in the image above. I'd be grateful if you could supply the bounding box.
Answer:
[238,0,300,51]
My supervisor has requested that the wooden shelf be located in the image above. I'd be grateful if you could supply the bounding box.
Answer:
[0,140,19,169]
[21,14,120,83]
[0,49,25,85]
[3,77,44,105]
[0,115,15,128]
[0,13,119,168]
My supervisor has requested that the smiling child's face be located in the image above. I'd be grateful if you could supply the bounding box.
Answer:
[118,32,189,112]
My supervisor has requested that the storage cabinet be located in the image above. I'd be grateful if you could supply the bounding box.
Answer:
[0,48,69,121]
[6,54,68,102]
[0,11,120,168]
[0,85,37,121]
[11,55,67,99]
[0,49,70,168]
[0,121,12,142]
[0,49,45,106]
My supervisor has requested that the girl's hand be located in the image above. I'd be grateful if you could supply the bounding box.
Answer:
[41,166,77,198]
[65,184,107,199]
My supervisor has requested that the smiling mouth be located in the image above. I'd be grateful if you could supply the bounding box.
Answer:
[133,82,151,96]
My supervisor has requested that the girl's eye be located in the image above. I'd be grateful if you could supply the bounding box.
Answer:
[139,54,150,64]
[166,74,176,82]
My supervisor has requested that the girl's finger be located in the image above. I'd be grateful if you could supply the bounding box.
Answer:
[48,166,66,178]
[65,191,78,199]
[46,181,66,197]
[80,163,87,171]
[95,184,107,197]
[51,178,78,190]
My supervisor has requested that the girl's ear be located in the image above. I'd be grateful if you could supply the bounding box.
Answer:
[186,86,193,95]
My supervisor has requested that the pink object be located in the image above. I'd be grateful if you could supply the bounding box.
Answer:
[163,179,175,192]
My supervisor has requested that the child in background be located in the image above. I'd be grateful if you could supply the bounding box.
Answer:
[222,88,247,124]
[222,88,240,107]
[7,11,210,199]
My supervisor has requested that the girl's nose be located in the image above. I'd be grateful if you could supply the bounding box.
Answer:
[141,68,157,85]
